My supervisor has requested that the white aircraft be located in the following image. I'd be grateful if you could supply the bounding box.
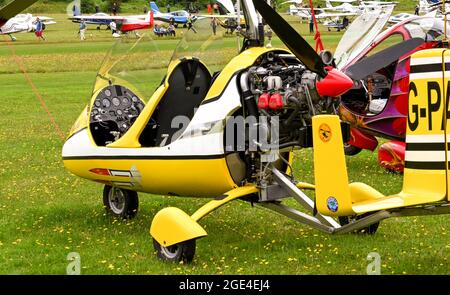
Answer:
[418,0,448,15]
[0,13,55,41]
[388,12,415,24]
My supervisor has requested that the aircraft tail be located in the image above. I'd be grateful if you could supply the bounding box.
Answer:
[325,0,333,9]
[145,11,154,27]
[312,115,354,217]
[150,1,160,13]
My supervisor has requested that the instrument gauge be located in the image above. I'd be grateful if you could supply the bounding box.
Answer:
[102,98,111,108]
[104,89,111,97]
[112,97,120,107]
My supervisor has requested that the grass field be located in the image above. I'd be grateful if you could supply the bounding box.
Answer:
[0,6,449,275]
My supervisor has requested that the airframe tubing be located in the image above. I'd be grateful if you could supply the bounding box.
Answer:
[271,167,341,228]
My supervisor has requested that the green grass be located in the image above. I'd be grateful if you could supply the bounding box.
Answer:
[0,8,449,275]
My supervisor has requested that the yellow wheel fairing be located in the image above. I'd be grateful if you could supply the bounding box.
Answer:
[150,207,207,247]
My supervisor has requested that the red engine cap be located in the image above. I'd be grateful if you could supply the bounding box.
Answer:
[316,68,354,97]
[258,93,270,109]
[269,93,283,110]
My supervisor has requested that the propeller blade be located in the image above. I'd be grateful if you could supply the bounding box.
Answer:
[0,0,39,25]
[252,0,327,77]
[345,37,424,81]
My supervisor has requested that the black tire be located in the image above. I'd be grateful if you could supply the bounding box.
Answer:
[338,214,380,235]
[344,143,362,156]
[153,238,196,263]
[103,185,139,219]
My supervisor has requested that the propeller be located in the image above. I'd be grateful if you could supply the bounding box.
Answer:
[252,0,353,97]
[0,0,39,25]
[252,0,327,77]
[345,38,425,81]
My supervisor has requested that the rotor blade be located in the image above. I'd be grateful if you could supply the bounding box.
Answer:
[345,37,424,81]
[0,0,39,24]
[252,0,327,77]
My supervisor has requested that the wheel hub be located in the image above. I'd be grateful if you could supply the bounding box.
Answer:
[160,244,181,259]
[109,187,125,214]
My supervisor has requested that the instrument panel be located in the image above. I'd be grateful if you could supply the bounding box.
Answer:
[90,85,145,145]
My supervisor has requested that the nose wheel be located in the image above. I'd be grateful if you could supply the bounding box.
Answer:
[152,238,196,263]
[103,185,139,219]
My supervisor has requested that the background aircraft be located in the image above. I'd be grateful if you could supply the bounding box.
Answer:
[70,11,154,38]
[150,1,194,26]
[0,13,55,41]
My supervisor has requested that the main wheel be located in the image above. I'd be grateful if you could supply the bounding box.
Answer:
[344,143,362,156]
[103,185,139,219]
[153,238,196,263]
[338,214,380,235]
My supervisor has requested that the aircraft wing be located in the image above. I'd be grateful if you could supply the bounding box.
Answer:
[281,0,303,4]
[329,0,355,3]
[36,16,54,21]
[316,12,359,18]
[69,15,126,25]
[196,14,239,18]
[0,0,39,26]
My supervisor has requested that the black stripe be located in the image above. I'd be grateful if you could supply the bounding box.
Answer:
[200,73,238,105]
[410,63,450,74]
[110,169,131,173]
[405,161,447,170]
[63,154,225,160]
[406,142,447,151]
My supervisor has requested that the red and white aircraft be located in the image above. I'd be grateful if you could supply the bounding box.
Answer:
[70,11,155,38]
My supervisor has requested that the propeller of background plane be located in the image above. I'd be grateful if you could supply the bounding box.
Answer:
[252,0,353,97]
[0,0,39,26]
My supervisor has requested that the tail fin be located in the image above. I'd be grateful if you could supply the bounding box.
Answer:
[145,11,154,27]
[312,115,354,217]
[325,0,333,9]
[150,1,160,13]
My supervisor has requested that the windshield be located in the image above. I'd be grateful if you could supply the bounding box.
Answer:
[170,17,239,73]
[335,5,394,69]
[92,18,239,103]
[92,33,168,103]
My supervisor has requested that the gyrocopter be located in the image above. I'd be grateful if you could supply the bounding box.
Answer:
[62,0,450,263]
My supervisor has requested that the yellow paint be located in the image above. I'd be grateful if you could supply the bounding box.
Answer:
[190,185,258,221]
[63,157,237,197]
[444,49,450,202]
[312,115,354,216]
[150,207,207,247]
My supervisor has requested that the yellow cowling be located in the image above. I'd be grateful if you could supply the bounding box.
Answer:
[150,207,207,247]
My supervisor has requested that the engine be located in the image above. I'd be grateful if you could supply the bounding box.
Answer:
[240,51,338,151]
